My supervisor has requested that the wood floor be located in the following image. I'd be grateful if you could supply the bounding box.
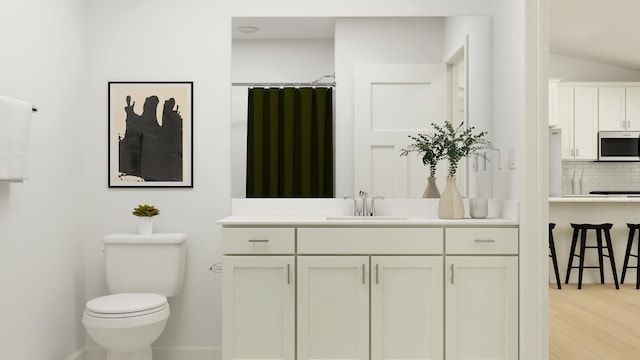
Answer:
[549,283,640,360]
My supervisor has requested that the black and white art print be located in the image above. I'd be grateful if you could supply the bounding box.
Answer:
[108,82,193,188]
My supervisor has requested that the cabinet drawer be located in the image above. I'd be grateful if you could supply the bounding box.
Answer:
[445,227,518,255]
[297,227,443,254]
[222,227,295,254]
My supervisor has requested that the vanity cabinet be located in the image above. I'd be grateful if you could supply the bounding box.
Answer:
[222,224,518,360]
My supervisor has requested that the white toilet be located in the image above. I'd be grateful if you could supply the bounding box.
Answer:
[82,233,187,360]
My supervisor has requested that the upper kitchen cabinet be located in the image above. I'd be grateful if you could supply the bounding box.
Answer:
[598,85,640,131]
[548,78,562,127]
[557,84,598,160]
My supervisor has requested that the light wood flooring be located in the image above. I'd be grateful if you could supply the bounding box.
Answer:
[549,283,640,360]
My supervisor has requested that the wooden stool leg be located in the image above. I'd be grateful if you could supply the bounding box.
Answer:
[578,229,587,290]
[621,227,635,284]
[596,229,605,284]
[550,234,562,289]
[566,227,579,284]
[604,229,620,289]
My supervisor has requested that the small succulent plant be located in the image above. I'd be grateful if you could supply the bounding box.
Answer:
[132,204,160,217]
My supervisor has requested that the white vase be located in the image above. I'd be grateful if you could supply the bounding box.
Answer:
[138,217,154,235]
[422,176,440,198]
[438,176,464,219]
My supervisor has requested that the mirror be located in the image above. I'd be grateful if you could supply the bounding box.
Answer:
[231,16,492,199]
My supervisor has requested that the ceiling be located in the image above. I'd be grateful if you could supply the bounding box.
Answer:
[232,17,335,40]
[550,0,640,71]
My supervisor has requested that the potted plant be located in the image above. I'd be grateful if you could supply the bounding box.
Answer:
[400,131,446,198]
[433,121,493,219]
[133,204,160,234]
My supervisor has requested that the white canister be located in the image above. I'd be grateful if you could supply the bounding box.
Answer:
[469,198,488,219]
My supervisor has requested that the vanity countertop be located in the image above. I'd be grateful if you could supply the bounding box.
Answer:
[217,215,518,226]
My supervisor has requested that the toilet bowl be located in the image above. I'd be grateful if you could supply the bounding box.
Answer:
[82,293,170,360]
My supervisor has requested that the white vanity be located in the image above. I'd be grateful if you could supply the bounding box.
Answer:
[219,204,519,360]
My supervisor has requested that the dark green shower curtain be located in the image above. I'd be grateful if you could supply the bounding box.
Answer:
[246,87,334,198]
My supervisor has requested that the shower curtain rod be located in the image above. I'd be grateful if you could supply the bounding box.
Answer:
[231,82,335,87]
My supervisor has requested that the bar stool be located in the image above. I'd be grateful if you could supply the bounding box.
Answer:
[549,223,561,289]
[564,223,619,289]
[620,223,640,289]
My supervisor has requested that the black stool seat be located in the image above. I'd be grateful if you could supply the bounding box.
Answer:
[621,223,640,289]
[549,223,561,289]
[565,223,619,289]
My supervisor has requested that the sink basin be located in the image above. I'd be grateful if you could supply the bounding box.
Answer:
[326,215,408,221]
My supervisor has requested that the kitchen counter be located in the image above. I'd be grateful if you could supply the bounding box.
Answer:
[549,195,640,203]
[217,215,518,226]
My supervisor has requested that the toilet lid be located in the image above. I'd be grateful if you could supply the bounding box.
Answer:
[86,293,167,314]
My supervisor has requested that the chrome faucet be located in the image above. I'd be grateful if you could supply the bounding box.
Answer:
[359,191,369,216]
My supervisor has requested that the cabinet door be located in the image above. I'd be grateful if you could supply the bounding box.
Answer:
[297,256,369,360]
[371,256,444,360]
[557,86,574,159]
[445,256,518,360]
[598,87,626,131]
[223,256,295,360]
[573,87,598,160]
[626,87,640,130]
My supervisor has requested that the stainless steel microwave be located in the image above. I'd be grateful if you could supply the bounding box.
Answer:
[598,131,640,161]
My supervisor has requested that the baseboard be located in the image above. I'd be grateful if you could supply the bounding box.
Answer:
[85,347,220,360]
[63,349,86,360]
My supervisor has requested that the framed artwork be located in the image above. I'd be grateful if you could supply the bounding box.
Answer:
[108,81,193,188]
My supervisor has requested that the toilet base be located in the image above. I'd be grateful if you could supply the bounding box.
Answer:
[106,347,152,360]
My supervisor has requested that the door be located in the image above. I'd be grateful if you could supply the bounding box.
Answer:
[371,256,444,360]
[445,256,518,360]
[598,87,626,131]
[297,256,369,360]
[222,256,295,360]
[354,64,448,198]
[626,87,640,130]
[573,87,598,160]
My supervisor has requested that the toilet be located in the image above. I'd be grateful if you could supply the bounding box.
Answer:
[82,233,187,360]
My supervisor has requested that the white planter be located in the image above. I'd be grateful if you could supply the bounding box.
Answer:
[138,217,154,235]
[438,176,464,219]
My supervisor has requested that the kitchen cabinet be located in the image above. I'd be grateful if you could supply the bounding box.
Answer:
[548,78,562,127]
[598,86,640,131]
[558,85,598,160]
[222,224,518,360]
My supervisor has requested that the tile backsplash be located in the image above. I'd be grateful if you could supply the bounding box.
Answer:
[562,161,640,195]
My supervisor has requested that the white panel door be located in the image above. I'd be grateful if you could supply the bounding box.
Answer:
[371,256,444,360]
[626,87,640,130]
[297,256,369,360]
[222,256,295,360]
[598,87,626,131]
[557,86,574,159]
[445,256,518,360]
[354,64,447,198]
[573,87,598,160]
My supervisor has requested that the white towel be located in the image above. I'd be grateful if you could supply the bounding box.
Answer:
[0,95,32,181]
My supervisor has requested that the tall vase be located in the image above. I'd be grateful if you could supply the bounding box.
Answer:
[422,176,440,198]
[438,176,464,219]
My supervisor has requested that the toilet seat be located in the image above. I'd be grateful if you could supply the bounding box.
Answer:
[85,293,168,319]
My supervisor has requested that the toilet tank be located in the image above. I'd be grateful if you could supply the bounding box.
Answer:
[103,233,187,297]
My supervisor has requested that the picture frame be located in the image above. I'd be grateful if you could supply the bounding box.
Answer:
[108,81,193,188]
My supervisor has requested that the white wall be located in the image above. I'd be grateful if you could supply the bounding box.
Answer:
[550,53,640,81]
[1,0,527,358]
[0,0,87,359]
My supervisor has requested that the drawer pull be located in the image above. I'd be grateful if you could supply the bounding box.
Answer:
[450,264,455,284]
[375,264,379,285]
[287,264,290,285]
[474,239,496,243]
[362,264,366,285]
[248,239,269,243]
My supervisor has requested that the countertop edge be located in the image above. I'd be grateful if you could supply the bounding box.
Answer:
[217,216,519,226]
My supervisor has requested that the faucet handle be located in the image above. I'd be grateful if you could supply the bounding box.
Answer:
[343,196,360,216]
[370,196,385,216]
